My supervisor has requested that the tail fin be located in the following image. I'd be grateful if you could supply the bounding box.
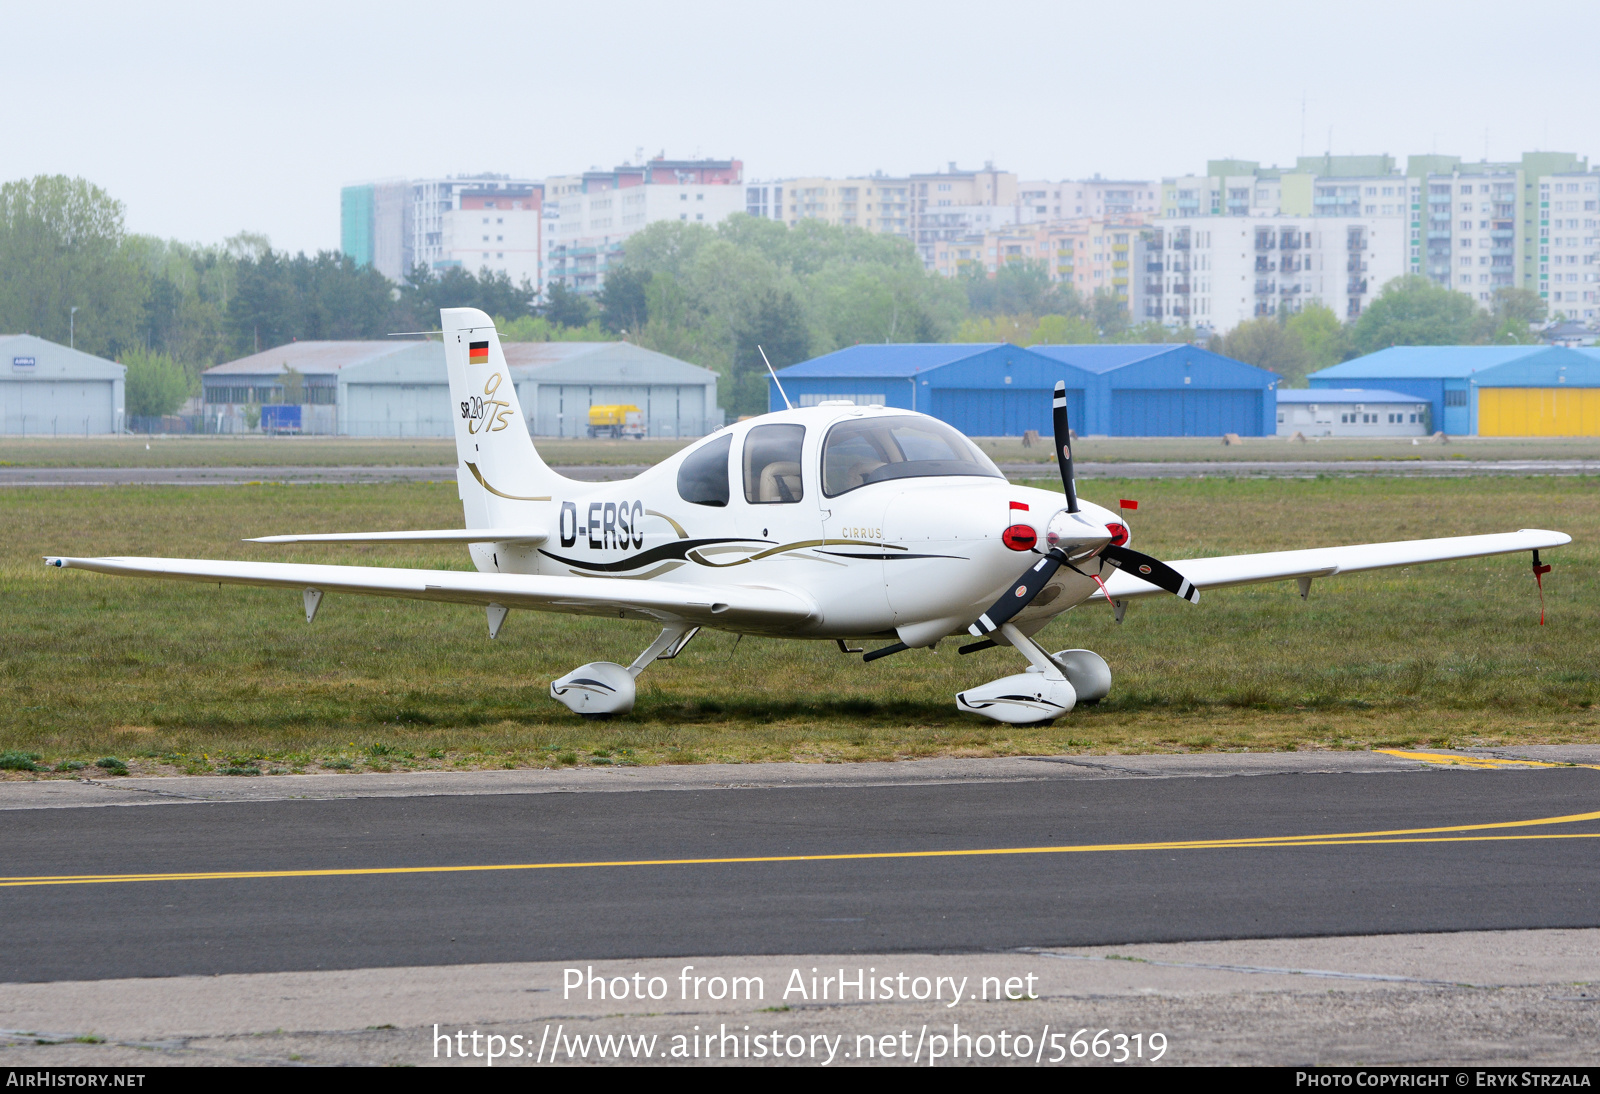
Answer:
[441,307,568,531]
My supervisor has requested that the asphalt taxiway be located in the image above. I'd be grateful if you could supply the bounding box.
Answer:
[3,749,1598,985]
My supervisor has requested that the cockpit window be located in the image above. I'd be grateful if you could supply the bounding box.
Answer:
[822,415,1003,497]
[743,424,805,504]
[676,432,732,507]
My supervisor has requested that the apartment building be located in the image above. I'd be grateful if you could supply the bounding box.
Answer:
[1017,178,1159,220]
[1404,153,1585,304]
[932,216,1148,305]
[1162,157,1400,219]
[340,180,414,282]
[910,163,1017,264]
[1538,171,1600,319]
[746,176,912,236]
[543,158,744,294]
[408,177,543,288]
[344,176,542,286]
[1133,216,1406,334]
[918,205,1036,267]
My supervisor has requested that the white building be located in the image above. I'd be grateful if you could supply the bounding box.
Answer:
[0,334,125,435]
[1276,388,1429,437]
[1415,171,1519,304]
[1134,215,1407,334]
[412,176,542,288]
[545,158,744,295]
[1539,171,1600,320]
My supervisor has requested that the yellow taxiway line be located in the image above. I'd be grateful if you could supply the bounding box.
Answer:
[1377,749,1600,771]
[4,808,1600,889]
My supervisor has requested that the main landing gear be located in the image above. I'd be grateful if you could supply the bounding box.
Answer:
[549,624,700,717]
[955,622,1111,725]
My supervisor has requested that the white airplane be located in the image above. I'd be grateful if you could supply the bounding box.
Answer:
[46,308,1571,725]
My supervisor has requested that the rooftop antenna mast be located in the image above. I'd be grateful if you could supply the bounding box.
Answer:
[759,345,792,410]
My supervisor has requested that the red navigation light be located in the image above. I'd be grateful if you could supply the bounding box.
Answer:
[1001,524,1037,552]
[1105,522,1130,547]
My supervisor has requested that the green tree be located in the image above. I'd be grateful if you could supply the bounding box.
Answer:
[961,259,1083,319]
[397,265,535,332]
[955,312,1102,345]
[121,348,192,417]
[1283,303,1349,380]
[540,280,595,328]
[125,236,239,371]
[1486,287,1546,344]
[730,287,810,416]
[1217,317,1309,385]
[229,249,396,355]
[278,364,305,404]
[497,314,609,342]
[611,216,962,416]
[1033,314,1098,344]
[0,175,147,357]
[597,267,651,335]
[1089,288,1129,339]
[1349,275,1490,353]
[1113,319,1197,345]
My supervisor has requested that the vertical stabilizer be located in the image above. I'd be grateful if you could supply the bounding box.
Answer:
[441,308,567,538]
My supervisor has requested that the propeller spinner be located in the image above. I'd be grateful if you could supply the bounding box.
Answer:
[969,381,1198,639]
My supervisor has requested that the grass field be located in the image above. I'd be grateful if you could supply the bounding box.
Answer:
[4,433,1598,468]
[1,476,1595,778]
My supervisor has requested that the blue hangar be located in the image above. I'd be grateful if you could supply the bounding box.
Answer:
[770,343,1278,437]
[1307,344,1597,436]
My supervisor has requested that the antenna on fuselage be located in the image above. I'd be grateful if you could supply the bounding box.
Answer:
[758,345,793,411]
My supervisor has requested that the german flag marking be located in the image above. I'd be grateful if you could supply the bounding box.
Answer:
[469,341,490,364]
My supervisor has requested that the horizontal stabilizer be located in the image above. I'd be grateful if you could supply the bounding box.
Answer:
[1092,529,1572,601]
[247,529,547,546]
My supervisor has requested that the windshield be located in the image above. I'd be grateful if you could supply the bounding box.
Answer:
[822,415,1003,497]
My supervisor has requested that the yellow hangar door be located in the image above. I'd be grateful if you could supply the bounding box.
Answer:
[1478,388,1600,436]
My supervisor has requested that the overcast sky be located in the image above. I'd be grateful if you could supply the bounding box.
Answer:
[4,0,1595,255]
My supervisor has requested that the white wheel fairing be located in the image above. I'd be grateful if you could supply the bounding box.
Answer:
[550,661,636,716]
[956,673,1077,725]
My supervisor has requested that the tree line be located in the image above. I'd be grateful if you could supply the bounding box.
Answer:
[0,174,1553,418]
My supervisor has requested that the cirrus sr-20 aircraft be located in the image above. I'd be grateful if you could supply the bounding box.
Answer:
[46,308,1571,725]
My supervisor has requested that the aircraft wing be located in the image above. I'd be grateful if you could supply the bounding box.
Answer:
[1093,529,1572,601]
[43,556,817,630]
[247,528,548,546]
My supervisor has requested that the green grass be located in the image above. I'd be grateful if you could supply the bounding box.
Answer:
[1,477,1596,774]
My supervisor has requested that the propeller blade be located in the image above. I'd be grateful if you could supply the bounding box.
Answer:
[1100,544,1199,604]
[969,549,1066,636]
[1053,380,1079,514]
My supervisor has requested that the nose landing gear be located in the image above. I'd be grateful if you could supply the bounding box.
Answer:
[955,623,1111,725]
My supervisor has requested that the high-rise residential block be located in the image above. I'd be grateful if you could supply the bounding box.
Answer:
[340,180,415,282]
[544,158,744,294]
[413,176,543,288]
[342,175,541,286]
[1133,216,1406,334]
[1536,170,1600,319]
[746,176,912,236]
[933,216,1149,309]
